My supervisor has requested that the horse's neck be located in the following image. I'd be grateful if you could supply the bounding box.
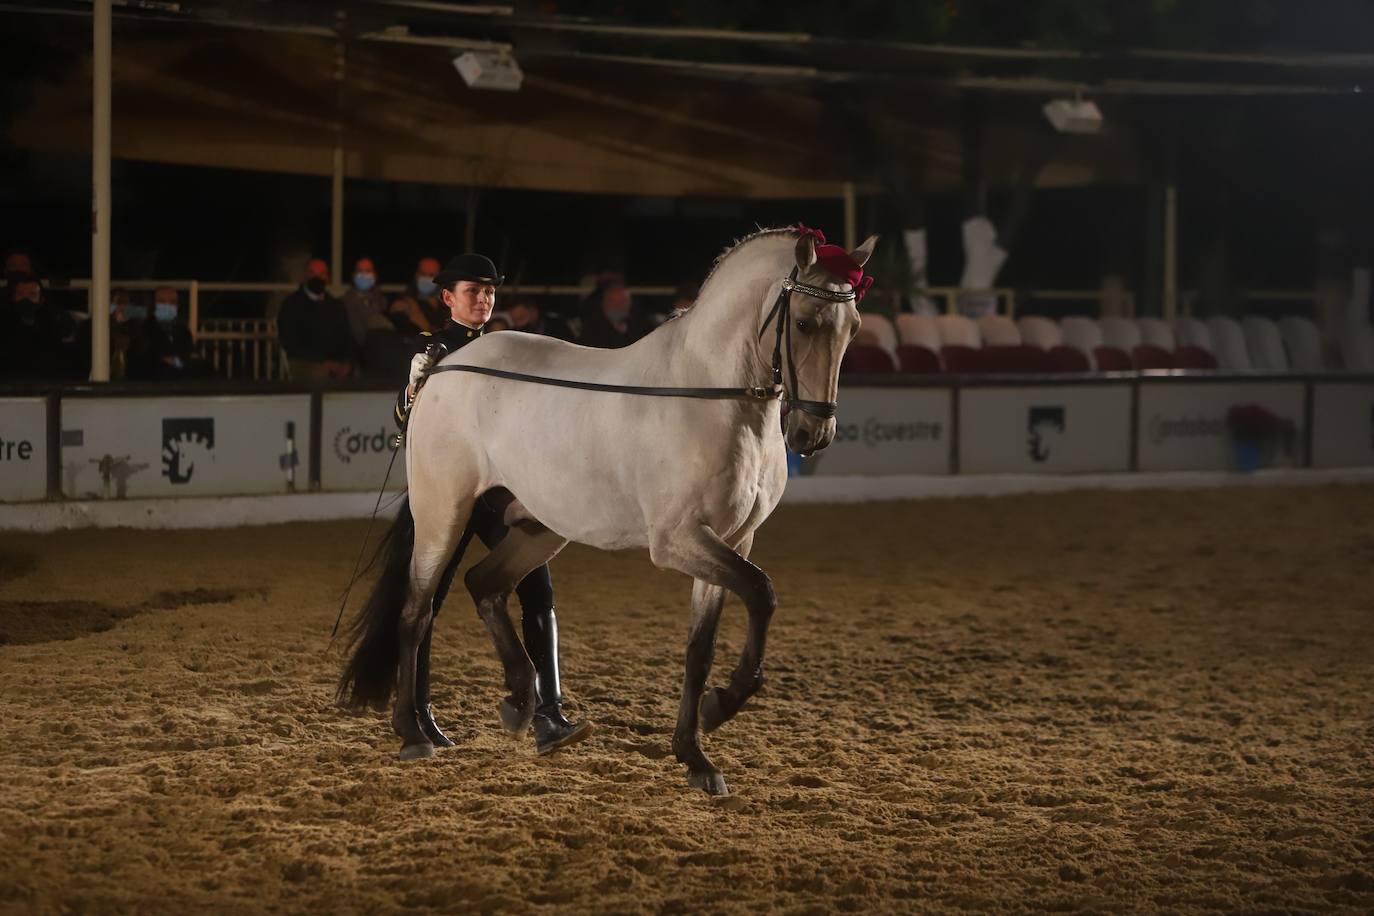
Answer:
[659,240,790,387]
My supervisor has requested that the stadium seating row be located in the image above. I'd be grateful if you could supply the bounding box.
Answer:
[843,312,1374,375]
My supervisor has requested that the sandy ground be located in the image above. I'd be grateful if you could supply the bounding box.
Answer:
[1,485,1372,914]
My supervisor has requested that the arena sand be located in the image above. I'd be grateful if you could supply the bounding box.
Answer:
[1,485,1372,914]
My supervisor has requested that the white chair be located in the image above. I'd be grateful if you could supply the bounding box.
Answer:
[1017,315,1062,350]
[896,313,943,351]
[977,314,1021,346]
[1137,317,1176,351]
[1242,316,1289,372]
[1099,316,1142,351]
[1342,321,1374,371]
[1278,316,1325,371]
[1206,317,1253,371]
[1059,317,1103,370]
[936,314,981,349]
[858,313,900,360]
[1174,317,1213,352]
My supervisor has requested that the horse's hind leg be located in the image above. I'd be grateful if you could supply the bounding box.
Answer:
[653,526,775,796]
[393,496,472,760]
[464,520,569,737]
[674,579,727,795]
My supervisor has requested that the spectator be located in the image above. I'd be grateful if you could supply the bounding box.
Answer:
[4,250,34,285]
[485,312,514,332]
[507,297,573,340]
[276,259,355,380]
[578,276,654,349]
[385,293,433,336]
[1,273,61,379]
[127,286,197,380]
[390,254,442,333]
[341,257,387,349]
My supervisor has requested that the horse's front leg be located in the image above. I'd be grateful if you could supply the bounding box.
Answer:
[697,533,775,733]
[654,526,775,796]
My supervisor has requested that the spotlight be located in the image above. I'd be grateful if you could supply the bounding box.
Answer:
[453,51,523,92]
[1043,97,1103,135]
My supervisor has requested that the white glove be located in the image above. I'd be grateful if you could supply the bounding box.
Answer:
[407,352,433,392]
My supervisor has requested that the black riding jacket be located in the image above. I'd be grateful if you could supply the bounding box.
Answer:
[393,321,482,428]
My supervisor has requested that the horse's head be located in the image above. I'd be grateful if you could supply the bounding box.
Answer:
[772,232,877,456]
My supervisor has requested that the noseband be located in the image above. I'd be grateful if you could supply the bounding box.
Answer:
[757,267,853,420]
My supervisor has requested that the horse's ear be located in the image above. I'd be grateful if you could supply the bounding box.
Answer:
[850,235,879,269]
[795,233,818,271]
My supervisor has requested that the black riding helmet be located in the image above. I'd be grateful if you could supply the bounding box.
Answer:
[433,253,504,290]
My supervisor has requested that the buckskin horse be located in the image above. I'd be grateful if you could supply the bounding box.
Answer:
[338,226,876,795]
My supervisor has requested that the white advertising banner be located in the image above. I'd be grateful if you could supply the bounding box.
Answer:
[321,392,407,491]
[0,398,48,503]
[1311,382,1374,468]
[959,385,1132,474]
[61,396,311,499]
[802,387,950,476]
[1137,382,1305,472]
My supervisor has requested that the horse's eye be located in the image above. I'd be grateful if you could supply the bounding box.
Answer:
[795,318,811,333]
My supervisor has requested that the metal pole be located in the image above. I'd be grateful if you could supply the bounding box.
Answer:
[1163,184,1178,322]
[90,0,112,382]
[330,29,346,287]
[331,144,344,286]
[189,279,200,341]
[842,181,857,251]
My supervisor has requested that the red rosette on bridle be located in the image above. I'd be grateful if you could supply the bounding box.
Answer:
[795,224,872,300]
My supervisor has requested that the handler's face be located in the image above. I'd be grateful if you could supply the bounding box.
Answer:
[445,281,496,327]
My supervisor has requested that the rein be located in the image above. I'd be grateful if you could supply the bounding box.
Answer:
[427,267,852,419]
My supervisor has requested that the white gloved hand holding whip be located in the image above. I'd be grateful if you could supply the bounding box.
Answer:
[406,351,434,401]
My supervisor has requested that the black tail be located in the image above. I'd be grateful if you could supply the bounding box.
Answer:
[336,497,415,712]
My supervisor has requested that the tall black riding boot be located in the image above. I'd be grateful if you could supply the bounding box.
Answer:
[523,606,592,755]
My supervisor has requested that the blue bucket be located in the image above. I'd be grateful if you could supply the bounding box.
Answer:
[785,450,804,478]
[1233,441,1261,473]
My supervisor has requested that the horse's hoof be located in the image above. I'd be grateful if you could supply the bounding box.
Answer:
[687,768,730,797]
[699,687,729,733]
[498,697,532,736]
[399,741,435,761]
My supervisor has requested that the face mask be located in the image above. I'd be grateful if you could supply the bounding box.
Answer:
[416,276,436,297]
[306,277,327,296]
[155,303,177,323]
[353,272,376,292]
[124,304,148,321]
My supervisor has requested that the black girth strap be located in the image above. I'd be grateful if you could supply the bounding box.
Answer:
[424,268,848,420]
[427,363,778,403]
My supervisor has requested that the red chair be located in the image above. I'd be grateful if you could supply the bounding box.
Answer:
[939,344,983,374]
[840,344,896,375]
[1092,346,1133,372]
[896,344,941,375]
[1132,344,1175,370]
[1047,346,1092,373]
[980,345,1052,373]
[1173,345,1219,370]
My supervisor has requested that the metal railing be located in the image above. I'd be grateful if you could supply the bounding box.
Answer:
[197,318,286,381]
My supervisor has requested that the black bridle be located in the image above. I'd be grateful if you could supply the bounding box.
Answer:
[426,267,852,420]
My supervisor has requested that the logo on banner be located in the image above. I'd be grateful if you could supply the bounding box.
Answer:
[1027,406,1065,462]
[162,418,215,484]
[333,426,396,464]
